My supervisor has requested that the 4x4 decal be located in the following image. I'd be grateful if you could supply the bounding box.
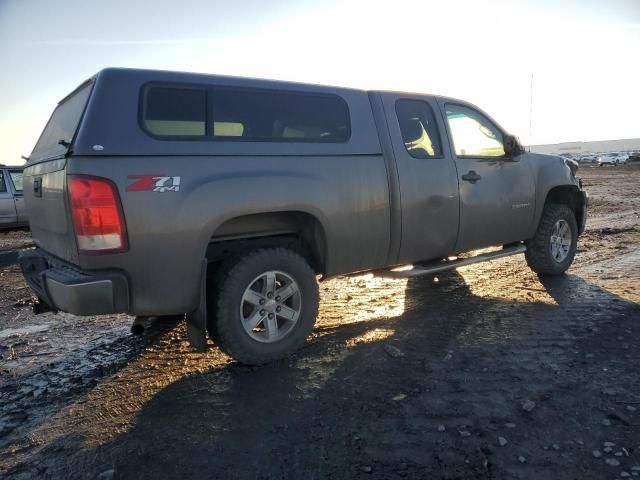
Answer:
[127,175,181,192]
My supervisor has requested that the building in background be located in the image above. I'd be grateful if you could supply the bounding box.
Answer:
[529,138,640,155]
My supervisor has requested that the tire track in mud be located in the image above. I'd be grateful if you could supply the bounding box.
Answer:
[2,251,638,479]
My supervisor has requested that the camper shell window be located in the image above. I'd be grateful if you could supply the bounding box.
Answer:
[30,82,93,161]
[141,83,350,143]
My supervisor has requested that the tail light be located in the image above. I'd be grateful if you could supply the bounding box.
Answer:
[67,175,128,254]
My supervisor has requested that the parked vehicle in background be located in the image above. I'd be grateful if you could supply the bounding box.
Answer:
[19,68,588,364]
[615,152,629,163]
[0,165,28,229]
[597,152,628,166]
[578,154,597,163]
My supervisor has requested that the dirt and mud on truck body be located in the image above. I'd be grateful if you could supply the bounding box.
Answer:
[19,68,587,364]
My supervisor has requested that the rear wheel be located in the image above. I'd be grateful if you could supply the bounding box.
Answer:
[209,248,319,364]
[525,203,578,276]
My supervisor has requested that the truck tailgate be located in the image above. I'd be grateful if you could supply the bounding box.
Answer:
[24,159,78,264]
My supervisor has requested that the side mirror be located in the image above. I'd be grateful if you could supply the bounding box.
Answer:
[504,134,522,156]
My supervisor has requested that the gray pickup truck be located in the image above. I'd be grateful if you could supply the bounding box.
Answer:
[0,165,27,229]
[20,68,587,364]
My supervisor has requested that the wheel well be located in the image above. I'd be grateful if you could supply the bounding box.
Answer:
[206,211,327,274]
[544,185,584,228]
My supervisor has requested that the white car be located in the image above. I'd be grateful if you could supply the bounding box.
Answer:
[579,154,597,163]
[597,153,628,166]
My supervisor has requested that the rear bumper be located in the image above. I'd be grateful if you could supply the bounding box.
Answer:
[19,248,130,315]
[0,221,29,231]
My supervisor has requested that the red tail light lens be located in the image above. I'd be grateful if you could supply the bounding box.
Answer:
[68,176,128,254]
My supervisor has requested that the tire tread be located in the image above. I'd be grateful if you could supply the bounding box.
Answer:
[525,203,577,275]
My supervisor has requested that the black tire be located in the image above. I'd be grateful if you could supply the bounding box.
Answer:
[209,248,319,364]
[525,203,578,276]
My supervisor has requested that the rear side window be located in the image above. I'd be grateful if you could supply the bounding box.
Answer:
[395,99,443,158]
[9,171,23,192]
[31,83,92,161]
[0,172,6,193]
[141,84,350,142]
[143,86,207,136]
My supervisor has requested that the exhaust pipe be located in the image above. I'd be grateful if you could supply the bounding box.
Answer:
[131,315,182,336]
[131,316,149,335]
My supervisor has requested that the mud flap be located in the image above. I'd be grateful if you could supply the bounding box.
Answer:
[185,260,208,352]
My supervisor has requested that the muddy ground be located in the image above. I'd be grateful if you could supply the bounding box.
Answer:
[1,165,639,479]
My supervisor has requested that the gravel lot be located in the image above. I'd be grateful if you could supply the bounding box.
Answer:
[1,164,639,479]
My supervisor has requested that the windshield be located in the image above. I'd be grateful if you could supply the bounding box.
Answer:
[30,82,92,162]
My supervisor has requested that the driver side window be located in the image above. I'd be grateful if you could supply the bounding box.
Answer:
[445,104,505,157]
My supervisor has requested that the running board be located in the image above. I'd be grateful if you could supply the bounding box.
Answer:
[377,244,527,279]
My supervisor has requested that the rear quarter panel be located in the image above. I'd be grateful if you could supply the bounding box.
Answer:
[69,154,390,315]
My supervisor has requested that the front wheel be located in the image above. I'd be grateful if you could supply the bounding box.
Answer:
[210,248,319,364]
[525,203,578,276]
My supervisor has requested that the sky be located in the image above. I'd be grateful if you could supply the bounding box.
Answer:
[1,0,639,165]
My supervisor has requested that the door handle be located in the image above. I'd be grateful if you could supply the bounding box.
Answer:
[461,171,482,184]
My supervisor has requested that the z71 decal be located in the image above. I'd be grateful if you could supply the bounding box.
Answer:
[127,175,181,192]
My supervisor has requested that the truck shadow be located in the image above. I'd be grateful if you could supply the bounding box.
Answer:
[5,268,639,479]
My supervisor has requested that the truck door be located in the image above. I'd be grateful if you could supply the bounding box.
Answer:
[0,170,18,226]
[378,94,459,264]
[8,170,27,223]
[439,101,535,252]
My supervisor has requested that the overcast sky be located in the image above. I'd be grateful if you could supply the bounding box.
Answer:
[1,0,639,165]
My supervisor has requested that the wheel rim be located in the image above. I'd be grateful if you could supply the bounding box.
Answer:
[550,219,572,263]
[239,270,302,343]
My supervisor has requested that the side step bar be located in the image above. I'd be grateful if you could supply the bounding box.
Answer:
[377,244,527,279]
